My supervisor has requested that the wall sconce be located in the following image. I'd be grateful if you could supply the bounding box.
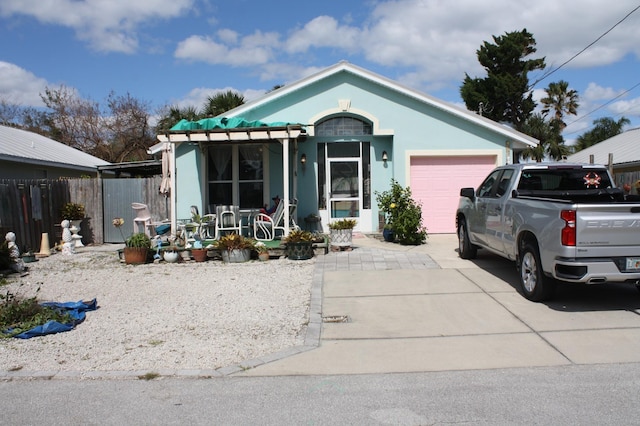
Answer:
[382,151,388,163]
[300,153,307,165]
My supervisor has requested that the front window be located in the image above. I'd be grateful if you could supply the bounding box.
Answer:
[208,144,264,209]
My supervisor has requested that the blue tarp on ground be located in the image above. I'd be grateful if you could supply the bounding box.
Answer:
[10,298,98,339]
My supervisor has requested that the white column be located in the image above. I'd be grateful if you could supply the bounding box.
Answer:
[282,138,290,237]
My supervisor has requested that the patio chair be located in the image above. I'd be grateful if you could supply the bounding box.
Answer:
[132,203,152,236]
[215,205,242,239]
[253,199,299,241]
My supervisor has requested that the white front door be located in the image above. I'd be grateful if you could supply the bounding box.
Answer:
[327,158,362,222]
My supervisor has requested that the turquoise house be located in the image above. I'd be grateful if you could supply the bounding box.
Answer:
[157,61,537,235]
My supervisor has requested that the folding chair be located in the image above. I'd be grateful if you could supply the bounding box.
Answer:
[253,199,299,241]
[215,205,242,239]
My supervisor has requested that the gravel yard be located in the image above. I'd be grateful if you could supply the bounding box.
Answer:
[0,248,314,375]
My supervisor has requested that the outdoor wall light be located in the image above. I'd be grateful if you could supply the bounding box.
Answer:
[382,150,388,163]
[300,153,307,165]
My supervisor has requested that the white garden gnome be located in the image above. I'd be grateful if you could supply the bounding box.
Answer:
[61,219,75,255]
[5,231,26,273]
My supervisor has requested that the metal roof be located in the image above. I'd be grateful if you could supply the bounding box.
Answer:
[567,127,640,167]
[0,124,110,171]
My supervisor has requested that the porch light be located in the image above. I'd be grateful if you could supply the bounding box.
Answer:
[382,151,388,163]
[300,153,307,165]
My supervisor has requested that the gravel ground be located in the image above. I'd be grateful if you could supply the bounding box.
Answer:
[0,247,314,374]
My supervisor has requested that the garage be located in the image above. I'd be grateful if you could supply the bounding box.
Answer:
[410,155,497,233]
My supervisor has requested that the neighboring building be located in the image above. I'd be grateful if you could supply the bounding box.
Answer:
[0,124,110,179]
[159,61,538,234]
[567,127,640,187]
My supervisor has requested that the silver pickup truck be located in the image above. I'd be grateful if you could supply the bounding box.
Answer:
[456,162,640,301]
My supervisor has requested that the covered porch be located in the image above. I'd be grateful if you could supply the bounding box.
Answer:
[156,117,307,240]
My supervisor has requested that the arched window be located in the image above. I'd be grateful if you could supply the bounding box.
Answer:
[316,116,372,137]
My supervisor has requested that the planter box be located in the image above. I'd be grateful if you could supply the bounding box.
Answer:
[221,248,251,263]
[286,242,314,260]
[330,229,353,248]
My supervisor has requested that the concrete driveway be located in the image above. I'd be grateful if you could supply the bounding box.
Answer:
[237,234,640,376]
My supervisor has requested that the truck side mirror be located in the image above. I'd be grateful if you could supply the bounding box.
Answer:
[460,187,475,200]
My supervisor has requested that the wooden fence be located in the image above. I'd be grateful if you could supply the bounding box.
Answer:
[0,176,164,252]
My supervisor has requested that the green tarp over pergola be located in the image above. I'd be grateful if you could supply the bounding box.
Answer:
[170,117,296,131]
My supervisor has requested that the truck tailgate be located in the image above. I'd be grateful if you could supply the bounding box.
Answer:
[576,204,640,247]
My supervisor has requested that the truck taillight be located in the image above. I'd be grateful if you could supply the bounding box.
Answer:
[561,210,576,246]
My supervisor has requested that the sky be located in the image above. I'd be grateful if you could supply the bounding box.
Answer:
[1,0,639,144]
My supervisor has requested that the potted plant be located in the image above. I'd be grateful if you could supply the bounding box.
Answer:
[61,202,85,246]
[284,229,314,260]
[376,179,427,245]
[328,218,357,250]
[124,232,152,265]
[61,202,85,221]
[113,217,151,264]
[214,233,255,263]
[255,241,270,261]
[162,235,180,263]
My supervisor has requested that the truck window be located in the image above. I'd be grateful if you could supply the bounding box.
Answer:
[518,168,612,191]
[477,170,501,198]
[496,169,514,197]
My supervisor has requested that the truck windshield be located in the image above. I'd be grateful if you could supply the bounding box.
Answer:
[518,168,612,191]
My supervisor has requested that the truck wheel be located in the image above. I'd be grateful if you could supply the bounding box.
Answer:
[519,243,555,302]
[458,220,477,259]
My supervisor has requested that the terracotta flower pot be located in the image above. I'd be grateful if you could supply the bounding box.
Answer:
[124,247,148,265]
[191,249,208,262]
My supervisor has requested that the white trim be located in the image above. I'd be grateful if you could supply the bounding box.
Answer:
[225,61,537,148]
[404,149,502,184]
[307,107,393,136]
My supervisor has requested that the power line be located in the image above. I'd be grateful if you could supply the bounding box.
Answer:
[529,4,640,90]
[563,80,640,135]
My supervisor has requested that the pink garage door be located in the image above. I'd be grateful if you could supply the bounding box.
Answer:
[410,155,497,233]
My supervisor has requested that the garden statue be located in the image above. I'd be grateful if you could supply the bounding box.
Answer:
[5,231,26,273]
[61,219,75,255]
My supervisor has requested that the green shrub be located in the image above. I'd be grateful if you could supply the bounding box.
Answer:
[375,179,427,245]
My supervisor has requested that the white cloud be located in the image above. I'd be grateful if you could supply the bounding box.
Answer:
[174,30,279,66]
[285,16,360,53]
[0,62,49,106]
[0,0,195,53]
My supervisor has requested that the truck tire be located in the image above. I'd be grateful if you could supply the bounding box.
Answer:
[519,243,555,302]
[458,220,477,259]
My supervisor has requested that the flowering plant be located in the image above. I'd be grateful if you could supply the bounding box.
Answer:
[113,217,151,248]
[375,179,427,245]
[113,217,126,241]
[254,241,268,253]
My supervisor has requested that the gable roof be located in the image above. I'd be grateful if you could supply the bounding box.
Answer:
[0,124,110,171]
[226,61,538,149]
[567,127,640,167]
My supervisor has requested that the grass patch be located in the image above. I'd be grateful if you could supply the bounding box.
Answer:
[138,372,160,380]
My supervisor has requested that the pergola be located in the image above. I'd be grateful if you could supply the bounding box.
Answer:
[156,119,306,238]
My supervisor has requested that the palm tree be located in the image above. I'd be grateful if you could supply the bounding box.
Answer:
[573,117,630,152]
[540,80,579,130]
[154,105,199,134]
[202,90,245,117]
